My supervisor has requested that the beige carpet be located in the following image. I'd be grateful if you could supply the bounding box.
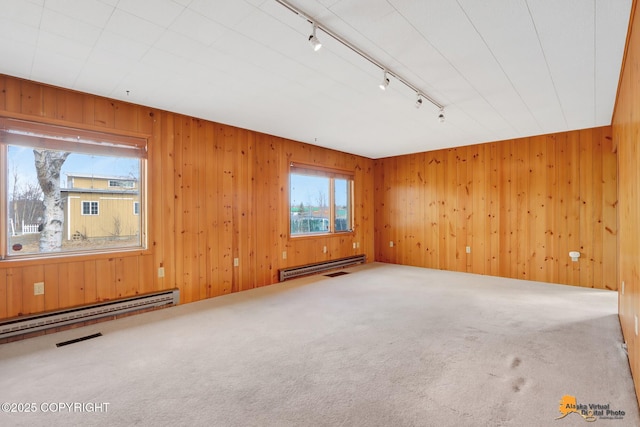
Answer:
[0,263,637,427]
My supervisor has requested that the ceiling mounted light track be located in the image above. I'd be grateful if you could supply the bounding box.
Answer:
[274,0,445,119]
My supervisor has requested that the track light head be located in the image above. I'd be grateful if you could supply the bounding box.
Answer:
[379,71,389,91]
[438,108,445,123]
[415,94,423,109]
[309,24,322,51]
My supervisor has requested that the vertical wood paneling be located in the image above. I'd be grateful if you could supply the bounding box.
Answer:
[220,125,234,294]
[7,268,23,317]
[195,122,207,301]
[444,149,457,271]
[406,155,417,266]
[515,139,529,280]
[456,147,469,273]
[137,254,155,295]
[114,102,138,132]
[393,156,402,265]
[471,145,485,274]
[65,261,86,307]
[497,141,512,277]
[115,257,138,298]
[545,135,558,284]
[590,130,604,289]
[0,75,374,321]
[54,90,85,123]
[160,112,176,295]
[529,136,546,282]
[602,134,617,291]
[425,153,438,267]
[83,260,97,304]
[44,264,60,311]
[579,131,594,287]
[93,98,116,128]
[3,76,21,113]
[0,76,7,111]
[0,270,6,319]
[488,143,499,275]
[21,265,44,314]
[20,81,43,116]
[204,123,220,297]
[566,133,581,286]
[613,0,640,407]
[374,127,617,290]
[555,133,569,286]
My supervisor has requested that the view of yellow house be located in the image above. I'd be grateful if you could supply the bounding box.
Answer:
[61,173,140,241]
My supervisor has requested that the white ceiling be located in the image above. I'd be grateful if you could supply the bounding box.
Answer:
[0,0,632,159]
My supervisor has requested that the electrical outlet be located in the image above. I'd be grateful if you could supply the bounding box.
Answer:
[353,242,356,249]
[389,241,394,247]
[34,282,44,295]
[356,242,360,248]
[158,267,165,278]
[622,281,625,295]
[323,246,327,254]
[282,251,287,260]
[466,246,471,254]
[234,258,239,267]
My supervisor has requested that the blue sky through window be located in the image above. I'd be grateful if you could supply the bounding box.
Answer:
[7,146,139,196]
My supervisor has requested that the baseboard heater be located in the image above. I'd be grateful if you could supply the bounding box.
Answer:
[279,254,365,281]
[0,289,179,339]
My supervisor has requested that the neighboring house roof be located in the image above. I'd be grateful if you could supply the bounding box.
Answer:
[61,188,139,195]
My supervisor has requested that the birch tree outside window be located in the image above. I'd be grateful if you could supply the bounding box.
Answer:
[0,118,147,259]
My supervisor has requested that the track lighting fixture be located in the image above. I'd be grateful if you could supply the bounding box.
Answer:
[309,23,322,51]
[379,71,389,91]
[275,0,445,114]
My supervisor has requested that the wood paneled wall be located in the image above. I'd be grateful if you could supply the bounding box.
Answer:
[613,0,640,407]
[374,127,618,290]
[0,75,374,319]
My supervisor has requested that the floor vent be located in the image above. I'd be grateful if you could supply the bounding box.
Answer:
[279,255,365,281]
[56,332,103,347]
[325,271,350,278]
[0,289,179,339]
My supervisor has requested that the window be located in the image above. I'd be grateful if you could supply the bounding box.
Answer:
[81,201,99,216]
[109,179,135,188]
[1,117,147,258]
[289,163,353,236]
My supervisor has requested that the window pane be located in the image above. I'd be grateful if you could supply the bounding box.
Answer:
[7,144,142,256]
[334,178,351,232]
[290,173,330,235]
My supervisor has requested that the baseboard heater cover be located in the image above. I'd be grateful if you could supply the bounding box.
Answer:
[0,289,179,339]
[279,254,365,281]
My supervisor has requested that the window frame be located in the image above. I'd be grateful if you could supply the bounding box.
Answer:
[288,162,354,238]
[81,201,100,216]
[0,116,148,261]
